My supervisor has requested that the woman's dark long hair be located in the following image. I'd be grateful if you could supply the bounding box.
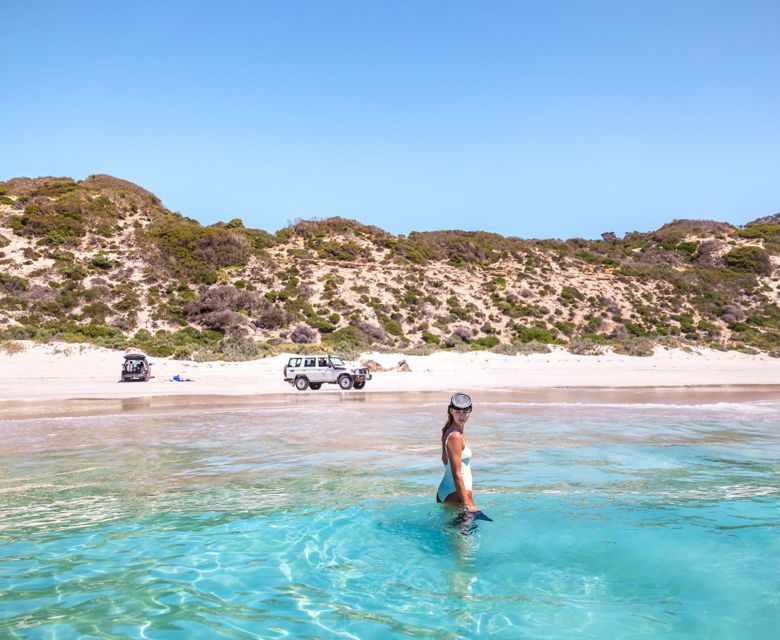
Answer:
[440,409,455,465]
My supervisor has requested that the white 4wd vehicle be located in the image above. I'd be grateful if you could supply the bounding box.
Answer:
[284,355,372,391]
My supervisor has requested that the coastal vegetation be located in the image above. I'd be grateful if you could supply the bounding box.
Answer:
[0,175,778,359]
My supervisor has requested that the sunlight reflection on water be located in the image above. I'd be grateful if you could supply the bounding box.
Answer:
[1,399,779,638]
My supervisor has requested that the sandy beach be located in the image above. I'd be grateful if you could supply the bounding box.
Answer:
[1,341,779,419]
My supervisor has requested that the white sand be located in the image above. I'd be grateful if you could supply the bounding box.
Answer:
[0,341,779,405]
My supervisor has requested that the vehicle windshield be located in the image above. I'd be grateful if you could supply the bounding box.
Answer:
[329,357,346,368]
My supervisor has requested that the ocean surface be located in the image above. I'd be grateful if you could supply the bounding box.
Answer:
[1,396,779,639]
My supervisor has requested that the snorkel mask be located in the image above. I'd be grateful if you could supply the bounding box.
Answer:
[449,392,473,413]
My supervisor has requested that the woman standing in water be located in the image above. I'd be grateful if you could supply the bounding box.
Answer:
[437,392,478,512]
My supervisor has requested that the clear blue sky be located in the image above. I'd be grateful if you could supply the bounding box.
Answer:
[2,1,779,239]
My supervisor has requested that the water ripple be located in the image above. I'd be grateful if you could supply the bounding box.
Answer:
[1,402,780,638]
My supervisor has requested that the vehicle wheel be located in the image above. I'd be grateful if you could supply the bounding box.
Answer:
[338,375,353,390]
[353,381,365,390]
[309,383,322,390]
[295,377,309,391]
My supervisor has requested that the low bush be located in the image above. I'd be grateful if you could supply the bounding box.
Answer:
[321,326,371,359]
[470,336,499,350]
[142,214,250,281]
[452,325,472,343]
[402,344,439,356]
[511,340,552,355]
[736,223,780,240]
[215,339,268,361]
[721,304,745,323]
[198,309,244,332]
[614,337,655,357]
[723,246,772,275]
[421,330,441,345]
[290,324,318,344]
[254,306,294,330]
[185,285,267,322]
[514,326,555,344]
[489,342,521,355]
[350,320,388,344]
[0,273,29,294]
[10,189,119,246]
[0,340,25,355]
[315,240,372,262]
[91,253,113,270]
[560,286,584,302]
[568,336,607,355]
[377,313,403,337]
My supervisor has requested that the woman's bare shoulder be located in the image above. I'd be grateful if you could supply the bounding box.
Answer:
[445,431,464,447]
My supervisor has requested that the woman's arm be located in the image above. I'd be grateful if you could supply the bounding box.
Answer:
[446,433,477,510]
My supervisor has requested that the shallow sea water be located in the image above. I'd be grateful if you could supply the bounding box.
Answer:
[1,397,779,639]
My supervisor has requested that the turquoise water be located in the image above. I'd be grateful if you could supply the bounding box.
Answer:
[1,398,779,639]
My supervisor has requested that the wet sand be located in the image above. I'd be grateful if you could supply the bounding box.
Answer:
[2,386,779,421]
[2,341,779,420]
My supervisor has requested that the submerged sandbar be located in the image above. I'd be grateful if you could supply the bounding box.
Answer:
[2,385,779,421]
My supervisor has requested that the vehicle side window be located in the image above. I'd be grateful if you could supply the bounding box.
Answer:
[304,357,315,367]
[318,358,327,367]
[288,358,301,367]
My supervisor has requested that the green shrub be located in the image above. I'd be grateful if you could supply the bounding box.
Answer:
[514,326,555,343]
[675,241,698,255]
[0,273,29,294]
[554,320,576,337]
[91,253,113,269]
[489,342,521,355]
[307,315,336,333]
[142,214,250,280]
[560,286,584,302]
[723,246,772,275]
[315,240,371,262]
[568,336,607,355]
[377,312,404,337]
[421,331,441,345]
[216,339,268,361]
[471,336,499,350]
[0,296,27,311]
[320,326,370,359]
[624,321,646,337]
[614,337,655,357]
[58,263,88,281]
[511,340,552,354]
[10,188,119,245]
[130,327,225,358]
[81,301,111,321]
[578,332,608,343]
[736,224,780,240]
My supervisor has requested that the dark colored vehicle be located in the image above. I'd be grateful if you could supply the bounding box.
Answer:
[121,353,152,382]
